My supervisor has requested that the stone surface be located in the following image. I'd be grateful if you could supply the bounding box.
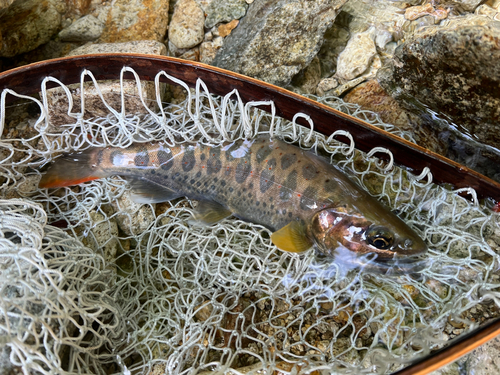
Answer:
[218,19,239,38]
[99,0,169,43]
[462,337,500,374]
[212,0,347,87]
[336,28,377,81]
[200,36,223,64]
[0,0,63,57]
[58,14,104,42]
[289,56,321,95]
[378,16,500,156]
[0,0,15,15]
[205,0,248,29]
[111,190,156,236]
[169,0,205,49]
[344,79,447,155]
[45,41,167,128]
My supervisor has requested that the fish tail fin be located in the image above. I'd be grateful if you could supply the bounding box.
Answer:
[39,149,106,188]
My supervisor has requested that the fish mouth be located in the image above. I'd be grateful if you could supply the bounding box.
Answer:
[327,246,429,275]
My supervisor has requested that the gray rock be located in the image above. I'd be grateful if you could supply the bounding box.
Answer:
[169,0,205,49]
[0,0,63,57]
[58,14,105,42]
[205,0,248,29]
[378,15,500,180]
[212,0,347,87]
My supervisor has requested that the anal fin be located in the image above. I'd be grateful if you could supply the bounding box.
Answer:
[193,200,232,225]
[127,178,182,204]
[271,221,313,253]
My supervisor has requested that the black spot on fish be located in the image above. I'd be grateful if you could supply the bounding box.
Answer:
[256,143,273,163]
[211,185,215,190]
[200,153,206,161]
[214,178,218,183]
[263,202,267,208]
[207,155,222,175]
[151,170,156,175]
[256,201,260,206]
[204,181,209,187]
[229,187,234,193]
[288,212,293,218]
[300,186,318,211]
[182,147,196,172]
[281,153,297,170]
[134,147,150,167]
[279,170,297,202]
[235,161,251,183]
[190,179,195,184]
[248,193,252,198]
[196,171,202,178]
[96,149,104,166]
[196,182,201,187]
[237,191,241,197]
[324,179,338,192]
[158,149,174,171]
[260,170,274,193]
[249,183,254,189]
[221,181,226,187]
[267,158,277,170]
[302,164,318,180]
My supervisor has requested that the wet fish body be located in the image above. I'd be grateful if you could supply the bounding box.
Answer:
[40,136,427,267]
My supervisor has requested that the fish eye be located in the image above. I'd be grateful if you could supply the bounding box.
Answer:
[366,226,394,250]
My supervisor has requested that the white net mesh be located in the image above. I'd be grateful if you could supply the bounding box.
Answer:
[1,67,500,374]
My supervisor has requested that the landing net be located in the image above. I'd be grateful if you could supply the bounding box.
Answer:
[0,67,499,375]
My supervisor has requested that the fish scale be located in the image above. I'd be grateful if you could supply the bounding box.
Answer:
[39,135,428,270]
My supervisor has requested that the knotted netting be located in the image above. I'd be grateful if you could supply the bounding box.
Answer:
[1,67,500,375]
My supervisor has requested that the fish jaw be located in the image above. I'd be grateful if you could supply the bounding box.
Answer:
[308,206,428,264]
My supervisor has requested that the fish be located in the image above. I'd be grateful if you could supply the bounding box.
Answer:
[39,136,428,271]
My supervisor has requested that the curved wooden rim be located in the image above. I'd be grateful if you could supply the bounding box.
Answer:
[393,318,500,375]
[1,53,500,201]
[1,54,500,373]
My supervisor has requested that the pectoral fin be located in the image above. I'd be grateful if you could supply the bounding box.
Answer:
[127,178,182,204]
[271,221,313,253]
[193,200,232,225]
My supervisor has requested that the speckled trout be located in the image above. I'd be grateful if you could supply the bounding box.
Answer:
[39,136,427,267]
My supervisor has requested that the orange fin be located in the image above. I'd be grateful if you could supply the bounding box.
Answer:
[39,150,105,189]
[271,221,313,253]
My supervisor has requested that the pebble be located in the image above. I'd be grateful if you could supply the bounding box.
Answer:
[110,190,156,236]
[200,37,224,64]
[218,20,239,38]
[336,28,377,81]
[169,0,205,49]
[58,14,105,42]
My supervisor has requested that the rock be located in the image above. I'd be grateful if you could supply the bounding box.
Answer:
[200,36,224,64]
[45,41,167,129]
[289,56,321,95]
[462,337,500,374]
[0,0,63,57]
[169,0,205,49]
[404,3,449,21]
[343,79,447,154]
[204,0,248,29]
[315,77,338,96]
[0,0,15,15]
[316,22,350,78]
[212,0,347,87]
[378,15,500,180]
[218,19,239,38]
[58,14,104,42]
[64,0,91,18]
[336,28,377,82]
[99,0,169,43]
[111,190,156,236]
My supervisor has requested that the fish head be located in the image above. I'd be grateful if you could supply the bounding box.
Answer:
[308,205,428,269]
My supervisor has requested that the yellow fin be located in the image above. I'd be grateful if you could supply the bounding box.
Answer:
[271,221,313,253]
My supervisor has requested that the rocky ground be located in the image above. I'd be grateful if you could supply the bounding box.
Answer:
[2,0,500,374]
